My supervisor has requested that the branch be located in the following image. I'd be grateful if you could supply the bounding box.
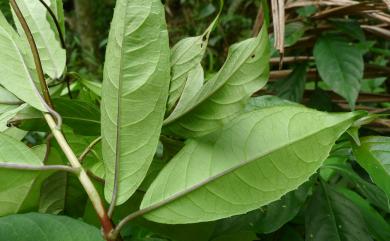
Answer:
[0,163,79,173]
[79,136,102,162]
[45,114,115,241]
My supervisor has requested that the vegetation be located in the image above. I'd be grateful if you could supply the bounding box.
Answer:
[0,0,389,241]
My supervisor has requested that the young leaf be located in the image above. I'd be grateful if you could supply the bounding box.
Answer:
[13,0,66,79]
[0,11,47,111]
[0,213,104,241]
[353,136,390,200]
[101,0,170,205]
[164,26,270,138]
[141,106,360,224]
[314,36,363,109]
[306,182,373,241]
[167,16,217,111]
[0,133,42,216]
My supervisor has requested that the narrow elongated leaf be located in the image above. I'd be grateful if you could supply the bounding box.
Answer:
[164,26,270,138]
[141,106,360,224]
[323,162,390,212]
[353,136,390,200]
[0,12,47,111]
[339,188,390,241]
[101,0,170,205]
[0,213,104,241]
[314,36,363,109]
[306,182,372,241]
[0,133,42,216]
[167,17,217,111]
[13,0,66,79]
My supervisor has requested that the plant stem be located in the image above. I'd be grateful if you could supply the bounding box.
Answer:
[0,163,79,173]
[10,0,53,108]
[44,113,115,241]
[79,136,102,162]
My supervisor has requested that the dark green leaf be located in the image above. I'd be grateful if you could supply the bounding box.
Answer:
[0,213,104,241]
[314,36,363,109]
[306,181,373,241]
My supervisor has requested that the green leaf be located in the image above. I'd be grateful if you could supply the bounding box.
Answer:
[141,106,360,224]
[353,136,390,201]
[339,188,390,241]
[256,181,312,233]
[164,26,270,138]
[322,162,390,212]
[0,133,42,216]
[80,79,102,97]
[284,22,306,47]
[272,63,308,102]
[245,95,299,112]
[13,0,66,79]
[13,98,101,136]
[0,104,27,132]
[0,213,104,241]
[306,182,373,241]
[101,0,170,205]
[314,36,363,109]
[0,11,47,111]
[167,17,217,111]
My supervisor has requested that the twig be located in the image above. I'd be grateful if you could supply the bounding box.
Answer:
[45,114,115,241]
[0,163,79,173]
[79,136,102,162]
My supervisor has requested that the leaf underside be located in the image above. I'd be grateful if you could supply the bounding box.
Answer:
[101,0,170,205]
[141,106,358,224]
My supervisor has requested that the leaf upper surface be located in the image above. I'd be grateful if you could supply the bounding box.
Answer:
[0,213,104,241]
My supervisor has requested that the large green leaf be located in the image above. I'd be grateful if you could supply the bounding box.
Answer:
[101,0,170,205]
[0,11,47,111]
[167,17,217,111]
[305,182,373,241]
[13,0,66,79]
[339,188,390,241]
[314,36,363,109]
[141,106,359,224]
[0,213,104,241]
[0,133,42,216]
[163,26,270,138]
[353,136,390,200]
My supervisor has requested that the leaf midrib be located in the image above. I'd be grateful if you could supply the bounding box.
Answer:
[142,116,353,215]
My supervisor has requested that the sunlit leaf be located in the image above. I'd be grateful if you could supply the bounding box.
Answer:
[141,106,360,224]
[101,0,170,205]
